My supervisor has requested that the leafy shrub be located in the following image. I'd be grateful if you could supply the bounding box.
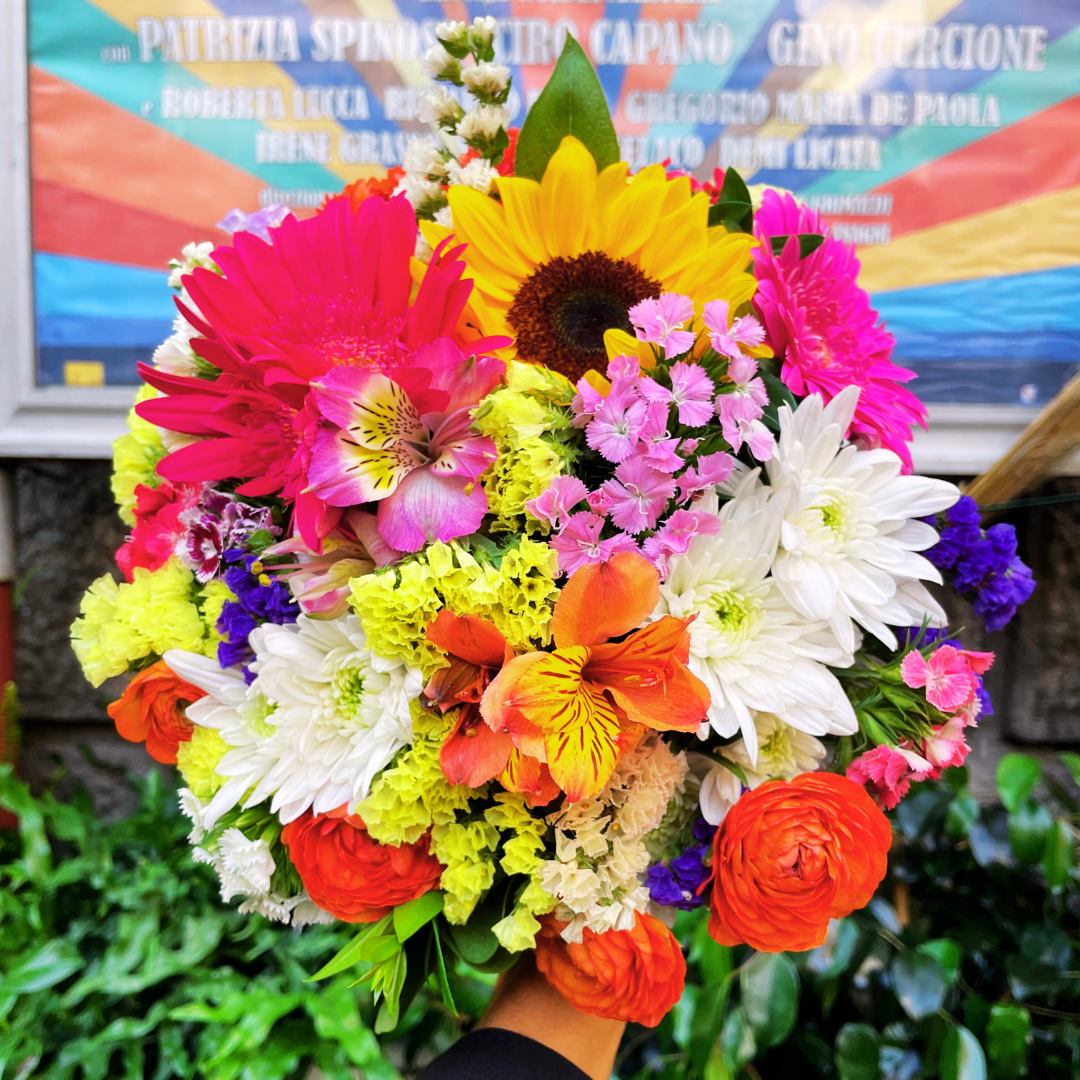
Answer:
[3,756,1080,1080]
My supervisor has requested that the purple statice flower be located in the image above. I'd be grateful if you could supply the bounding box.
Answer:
[646,819,716,911]
[217,548,300,679]
[923,496,1035,632]
[216,204,291,242]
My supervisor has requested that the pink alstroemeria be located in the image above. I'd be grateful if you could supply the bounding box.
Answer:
[922,717,971,774]
[308,340,505,553]
[717,395,776,461]
[265,509,400,618]
[550,512,639,574]
[585,383,648,463]
[900,645,994,714]
[629,293,696,360]
[525,476,589,530]
[677,451,735,503]
[642,508,722,579]
[637,401,685,473]
[601,457,678,534]
[702,299,766,361]
[846,743,933,811]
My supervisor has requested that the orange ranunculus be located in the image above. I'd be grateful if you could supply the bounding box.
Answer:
[281,811,443,924]
[481,553,711,802]
[708,772,892,953]
[535,912,686,1028]
[106,659,205,764]
[425,611,559,806]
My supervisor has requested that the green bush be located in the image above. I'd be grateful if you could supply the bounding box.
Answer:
[3,757,1080,1079]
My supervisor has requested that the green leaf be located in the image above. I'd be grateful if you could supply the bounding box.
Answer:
[709,168,753,233]
[941,1025,988,1080]
[919,940,962,986]
[431,922,457,1016]
[688,977,732,1071]
[806,918,860,980]
[1041,817,1075,890]
[834,1023,880,1080]
[892,951,947,1020]
[0,940,84,996]
[741,951,799,1050]
[946,793,981,840]
[393,891,443,943]
[768,234,826,259]
[308,917,391,982]
[1058,751,1080,789]
[986,1004,1030,1079]
[514,35,619,182]
[996,755,1041,814]
[373,950,408,1034]
[719,1006,756,1075]
[1007,800,1052,864]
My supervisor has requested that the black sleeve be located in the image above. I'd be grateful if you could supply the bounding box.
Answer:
[416,1028,592,1080]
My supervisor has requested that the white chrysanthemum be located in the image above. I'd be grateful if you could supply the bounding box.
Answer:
[655,478,856,764]
[164,650,285,830]
[767,388,960,652]
[692,714,827,825]
[251,614,423,823]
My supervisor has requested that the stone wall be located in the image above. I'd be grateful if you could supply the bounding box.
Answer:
[4,458,1079,817]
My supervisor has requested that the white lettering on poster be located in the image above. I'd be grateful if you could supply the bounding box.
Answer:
[136,17,301,62]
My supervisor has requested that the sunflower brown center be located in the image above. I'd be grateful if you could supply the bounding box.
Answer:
[507,251,660,383]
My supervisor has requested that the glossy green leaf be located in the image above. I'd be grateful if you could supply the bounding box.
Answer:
[941,1025,988,1080]
[308,917,391,982]
[514,35,619,182]
[919,939,962,986]
[720,1006,756,1073]
[688,977,731,1071]
[893,951,947,1020]
[0,940,83,996]
[393,890,443,943]
[806,919,861,980]
[986,1004,1030,1079]
[708,167,753,233]
[431,922,457,1016]
[996,755,1041,814]
[1058,751,1080,789]
[946,793,981,839]
[768,233,826,259]
[1007,800,1051,864]
[1041,817,1075,890]
[834,1023,880,1080]
[741,951,799,1050]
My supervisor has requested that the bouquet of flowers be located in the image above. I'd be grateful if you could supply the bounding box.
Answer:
[72,31,1035,1031]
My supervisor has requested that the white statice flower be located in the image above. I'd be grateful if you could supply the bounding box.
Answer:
[401,172,446,211]
[416,85,465,128]
[463,62,511,99]
[456,104,510,145]
[167,240,217,290]
[433,205,454,228]
[435,19,469,49]
[164,650,285,830]
[535,744,683,944]
[692,713,828,825]
[421,42,462,82]
[251,614,423,823]
[606,734,687,840]
[467,15,498,54]
[766,388,960,652]
[446,158,498,195]
[655,478,856,764]
[403,136,450,179]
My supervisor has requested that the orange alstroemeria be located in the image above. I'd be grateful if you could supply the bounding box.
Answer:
[425,611,559,806]
[481,553,711,802]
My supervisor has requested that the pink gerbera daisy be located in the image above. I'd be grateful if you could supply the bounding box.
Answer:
[752,190,927,471]
[137,195,505,548]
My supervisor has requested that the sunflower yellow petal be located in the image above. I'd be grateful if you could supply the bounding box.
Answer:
[638,192,710,281]
[603,327,656,370]
[660,173,693,214]
[449,186,534,285]
[595,161,629,213]
[539,136,597,259]
[495,177,546,266]
[600,177,669,261]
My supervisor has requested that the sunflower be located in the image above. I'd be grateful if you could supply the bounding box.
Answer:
[420,136,760,383]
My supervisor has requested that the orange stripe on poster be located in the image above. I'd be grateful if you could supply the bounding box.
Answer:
[29,66,263,233]
[32,179,216,271]
[875,94,1080,241]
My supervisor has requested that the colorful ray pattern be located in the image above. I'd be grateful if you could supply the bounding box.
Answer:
[28,0,1080,404]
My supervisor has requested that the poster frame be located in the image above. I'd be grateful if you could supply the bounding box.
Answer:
[0,0,1074,473]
